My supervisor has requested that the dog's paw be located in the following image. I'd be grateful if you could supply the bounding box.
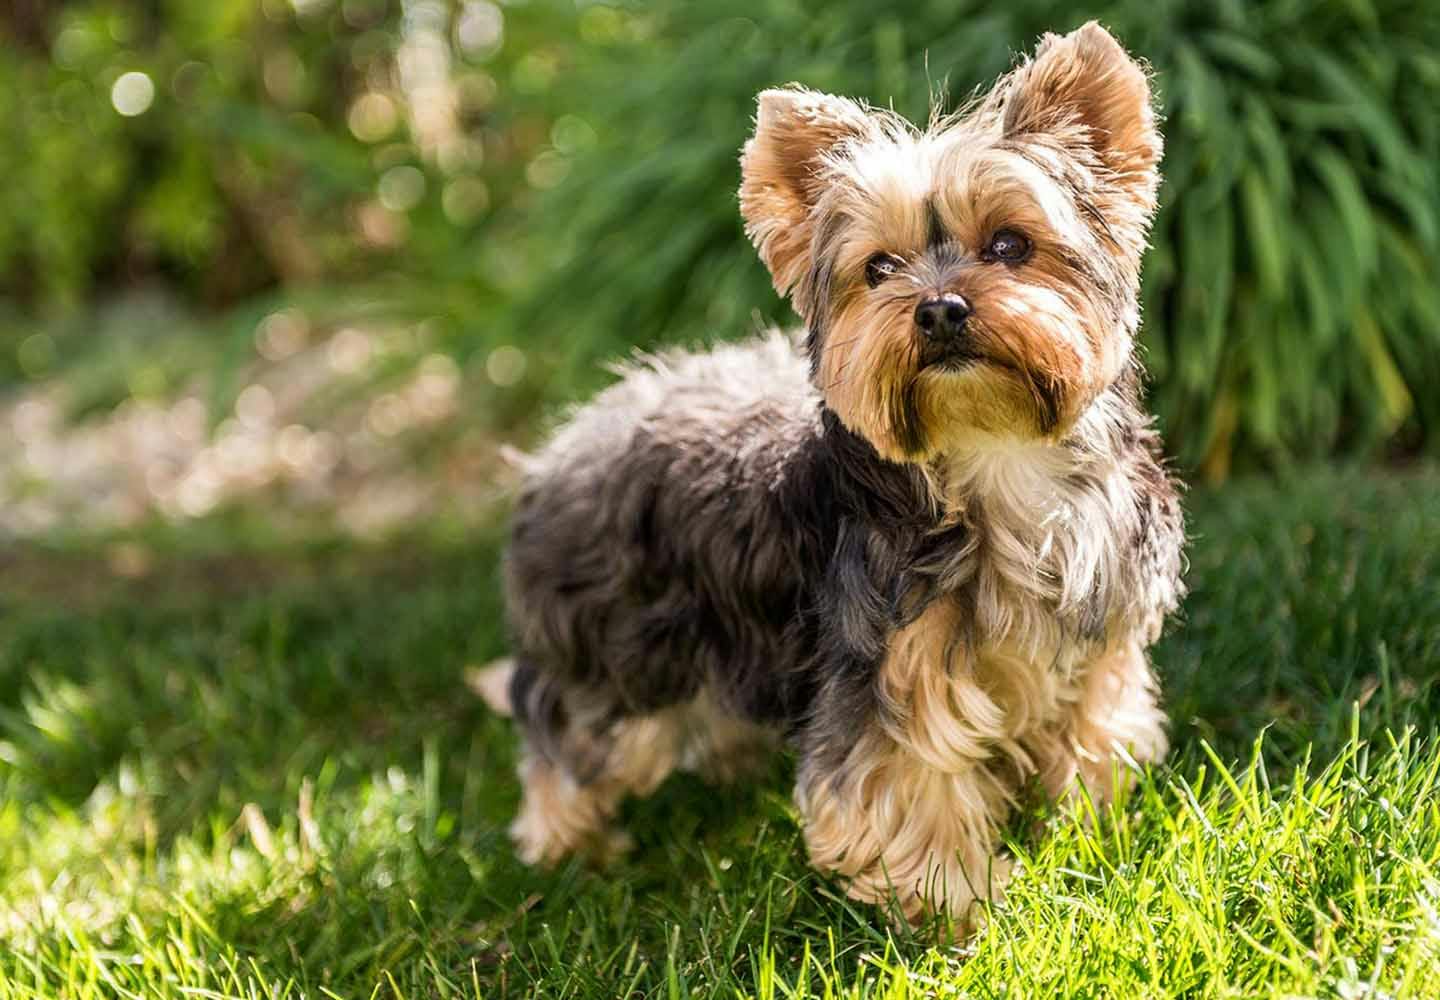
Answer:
[509,814,632,868]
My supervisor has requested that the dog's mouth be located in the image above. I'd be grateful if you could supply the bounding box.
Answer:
[918,340,984,372]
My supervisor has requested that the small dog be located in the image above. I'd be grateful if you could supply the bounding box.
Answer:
[486,22,1184,927]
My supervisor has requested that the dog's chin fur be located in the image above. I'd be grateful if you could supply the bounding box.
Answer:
[498,21,1186,930]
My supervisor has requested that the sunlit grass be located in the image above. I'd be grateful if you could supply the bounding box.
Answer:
[1,466,1438,997]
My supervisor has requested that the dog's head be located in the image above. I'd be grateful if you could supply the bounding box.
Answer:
[740,22,1161,462]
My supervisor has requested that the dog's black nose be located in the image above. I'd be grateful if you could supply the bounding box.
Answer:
[914,295,971,340]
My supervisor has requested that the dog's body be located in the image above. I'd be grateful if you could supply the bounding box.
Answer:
[496,22,1185,925]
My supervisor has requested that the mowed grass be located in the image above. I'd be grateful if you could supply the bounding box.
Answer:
[1,466,1439,998]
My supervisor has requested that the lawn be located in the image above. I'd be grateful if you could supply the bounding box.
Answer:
[2,465,1439,998]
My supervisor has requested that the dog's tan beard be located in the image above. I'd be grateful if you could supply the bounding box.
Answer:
[819,312,1064,463]
[817,295,926,462]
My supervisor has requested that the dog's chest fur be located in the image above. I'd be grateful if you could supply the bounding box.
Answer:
[877,434,1145,772]
[937,435,1138,643]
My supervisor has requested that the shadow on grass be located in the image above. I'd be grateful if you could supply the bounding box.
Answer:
[0,533,512,818]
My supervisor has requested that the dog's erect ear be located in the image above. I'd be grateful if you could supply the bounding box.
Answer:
[1000,22,1161,209]
[739,86,870,296]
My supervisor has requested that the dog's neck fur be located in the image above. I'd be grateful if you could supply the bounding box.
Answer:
[943,391,1140,651]
[821,376,1152,655]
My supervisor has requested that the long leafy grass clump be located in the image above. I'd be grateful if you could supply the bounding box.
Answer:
[513,0,1440,474]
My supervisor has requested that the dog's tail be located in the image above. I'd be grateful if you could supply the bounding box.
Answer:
[499,444,542,477]
[466,657,516,716]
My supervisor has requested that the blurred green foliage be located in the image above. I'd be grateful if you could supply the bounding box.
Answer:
[1,0,577,314]
[3,0,1439,474]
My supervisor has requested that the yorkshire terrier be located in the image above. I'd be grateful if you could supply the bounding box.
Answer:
[482,22,1185,928]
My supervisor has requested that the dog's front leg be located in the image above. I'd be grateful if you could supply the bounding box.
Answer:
[794,730,1014,928]
[1035,638,1168,809]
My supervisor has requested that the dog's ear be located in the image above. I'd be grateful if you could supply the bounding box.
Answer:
[740,86,870,296]
[999,22,1161,210]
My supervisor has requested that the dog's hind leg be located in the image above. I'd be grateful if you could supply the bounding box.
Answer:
[510,751,629,865]
[510,715,693,865]
[679,687,780,783]
[508,660,691,866]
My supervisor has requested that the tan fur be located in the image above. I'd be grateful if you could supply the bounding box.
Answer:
[798,413,1174,925]
[511,754,630,865]
[810,142,1097,456]
[797,726,1014,925]
[932,429,1148,645]
[510,689,776,865]
[819,295,930,459]
[739,87,873,295]
[467,658,515,716]
[1033,640,1169,804]
[511,712,680,865]
[819,132,1142,455]
[803,600,1167,924]
[875,600,1037,775]
[1000,23,1162,227]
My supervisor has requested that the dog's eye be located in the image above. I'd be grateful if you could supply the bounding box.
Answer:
[864,253,903,288]
[984,230,1032,263]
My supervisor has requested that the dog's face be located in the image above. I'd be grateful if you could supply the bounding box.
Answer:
[740,23,1161,462]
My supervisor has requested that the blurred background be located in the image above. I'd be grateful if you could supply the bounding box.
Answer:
[2,0,1438,543]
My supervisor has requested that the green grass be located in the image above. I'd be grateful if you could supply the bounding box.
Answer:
[2,466,1439,997]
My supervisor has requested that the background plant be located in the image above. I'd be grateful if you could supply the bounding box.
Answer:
[2,0,590,305]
